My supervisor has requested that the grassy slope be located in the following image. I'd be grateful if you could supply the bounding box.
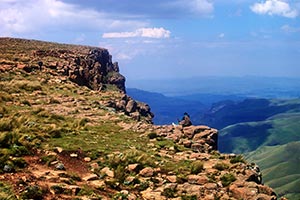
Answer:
[217,100,300,198]
[220,113,300,199]
[246,142,300,199]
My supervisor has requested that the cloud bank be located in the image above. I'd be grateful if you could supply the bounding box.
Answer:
[0,0,146,36]
[250,0,298,18]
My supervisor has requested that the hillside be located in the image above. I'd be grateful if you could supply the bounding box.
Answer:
[200,98,300,199]
[200,98,300,130]
[246,142,300,200]
[0,37,277,199]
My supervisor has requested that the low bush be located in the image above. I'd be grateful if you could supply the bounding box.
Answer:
[190,161,204,174]
[213,162,229,171]
[230,155,245,164]
[220,173,236,187]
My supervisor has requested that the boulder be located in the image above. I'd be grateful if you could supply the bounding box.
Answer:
[139,167,154,177]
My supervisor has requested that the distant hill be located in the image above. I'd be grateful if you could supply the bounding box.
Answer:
[127,88,206,125]
[127,88,247,125]
[200,98,300,130]
[200,97,300,198]
[127,76,300,97]
[246,142,300,200]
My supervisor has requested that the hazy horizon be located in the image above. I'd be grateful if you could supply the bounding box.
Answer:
[126,76,300,97]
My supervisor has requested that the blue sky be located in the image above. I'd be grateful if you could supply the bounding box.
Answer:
[1,0,300,81]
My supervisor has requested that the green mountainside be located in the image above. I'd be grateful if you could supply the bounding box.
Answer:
[0,37,278,199]
[202,98,300,199]
[246,142,300,200]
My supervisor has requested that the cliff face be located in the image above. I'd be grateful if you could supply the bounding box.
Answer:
[0,37,278,199]
[0,37,153,123]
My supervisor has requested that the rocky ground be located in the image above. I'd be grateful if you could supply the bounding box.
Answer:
[0,37,279,199]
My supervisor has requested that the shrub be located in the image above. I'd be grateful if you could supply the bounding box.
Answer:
[115,165,126,183]
[230,155,245,164]
[162,188,177,198]
[77,185,94,196]
[0,132,19,148]
[48,129,63,138]
[49,98,60,104]
[147,132,158,139]
[137,181,149,191]
[12,158,27,168]
[181,195,197,200]
[41,155,57,166]
[21,185,44,200]
[0,119,13,132]
[191,161,204,174]
[220,173,236,187]
[213,162,229,171]
[21,100,31,106]
[0,181,16,200]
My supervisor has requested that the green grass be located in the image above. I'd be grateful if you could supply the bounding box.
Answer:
[246,141,300,198]
[0,182,17,200]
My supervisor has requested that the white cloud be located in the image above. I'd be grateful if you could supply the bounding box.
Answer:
[102,27,171,39]
[0,0,146,36]
[190,0,214,15]
[250,0,298,18]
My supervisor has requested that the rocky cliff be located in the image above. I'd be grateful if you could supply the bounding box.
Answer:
[0,38,278,199]
[0,37,153,123]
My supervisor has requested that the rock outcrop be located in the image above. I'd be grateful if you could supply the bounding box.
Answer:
[33,46,126,92]
[0,37,153,123]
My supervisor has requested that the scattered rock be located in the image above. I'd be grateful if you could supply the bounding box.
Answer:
[101,167,114,178]
[84,157,91,162]
[139,167,154,177]
[82,173,98,181]
[55,163,65,170]
[166,175,177,183]
[3,165,13,172]
[70,153,78,158]
[127,163,140,172]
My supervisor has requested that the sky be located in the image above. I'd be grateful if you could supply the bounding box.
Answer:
[1,0,300,82]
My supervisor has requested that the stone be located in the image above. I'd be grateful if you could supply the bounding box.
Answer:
[101,167,114,178]
[139,167,154,177]
[229,184,258,200]
[128,193,138,200]
[126,100,137,113]
[127,163,140,172]
[55,147,63,153]
[55,163,65,170]
[84,157,91,162]
[187,174,209,185]
[90,163,99,170]
[166,175,177,183]
[3,165,13,172]
[177,183,202,197]
[82,173,98,181]
[141,188,166,200]
[70,153,78,158]
[182,139,192,148]
[257,185,276,196]
[204,183,218,190]
[89,180,105,188]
